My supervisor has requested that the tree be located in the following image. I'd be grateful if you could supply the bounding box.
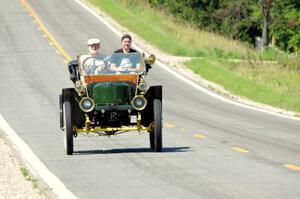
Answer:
[271,0,300,53]
[261,0,273,50]
[147,0,300,53]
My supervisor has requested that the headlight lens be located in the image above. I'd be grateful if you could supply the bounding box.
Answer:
[131,95,147,110]
[138,82,147,91]
[79,97,95,112]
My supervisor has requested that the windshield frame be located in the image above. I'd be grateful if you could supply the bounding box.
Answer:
[78,52,145,76]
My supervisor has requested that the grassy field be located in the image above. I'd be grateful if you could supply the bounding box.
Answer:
[88,0,300,113]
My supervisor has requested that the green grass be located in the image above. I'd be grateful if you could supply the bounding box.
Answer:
[88,0,257,58]
[88,0,193,56]
[186,59,300,112]
[20,167,38,189]
[88,0,300,113]
[88,0,288,60]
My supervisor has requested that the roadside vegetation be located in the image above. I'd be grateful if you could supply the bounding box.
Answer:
[20,167,38,189]
[88,0,300,113]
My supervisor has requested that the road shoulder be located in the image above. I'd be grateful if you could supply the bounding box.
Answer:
[0,129,55,199]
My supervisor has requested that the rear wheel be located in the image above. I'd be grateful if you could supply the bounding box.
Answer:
[63,100,74,155]
[152,99,162,152]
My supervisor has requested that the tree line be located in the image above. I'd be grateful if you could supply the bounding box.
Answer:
[148,0,300,53]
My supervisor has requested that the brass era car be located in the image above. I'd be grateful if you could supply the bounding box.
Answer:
[59,52,162,155]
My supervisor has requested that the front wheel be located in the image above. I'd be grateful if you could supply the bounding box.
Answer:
[59,94,63,129]
[63,101,74,155]
[152,99,162,152]
[149,130,154,150]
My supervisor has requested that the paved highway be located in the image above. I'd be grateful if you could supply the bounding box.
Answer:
[0,0,299,198]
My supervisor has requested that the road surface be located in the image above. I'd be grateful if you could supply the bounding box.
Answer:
[0,0,299,198]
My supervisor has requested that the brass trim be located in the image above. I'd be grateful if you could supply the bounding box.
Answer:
[79,97,95,112]
[131,95,147,110]
[74,126,152,133]
[146,54,156,65]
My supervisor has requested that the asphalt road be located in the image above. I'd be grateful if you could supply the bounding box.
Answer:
[1,0,299,198]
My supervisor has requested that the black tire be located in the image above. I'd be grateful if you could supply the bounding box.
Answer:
[63,100,74,155]
[153,99,162,152]
[149,130,154,150]
[59,94,63,129]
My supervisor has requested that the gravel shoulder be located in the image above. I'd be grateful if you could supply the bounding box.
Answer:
[0,129,54,199]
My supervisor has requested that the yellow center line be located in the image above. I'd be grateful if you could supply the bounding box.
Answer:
[194,134,206,139]
[283,164,300,171]
[164,122,176,128]
[21,0,72,62]
[231,147,249,153]
[179,128,187,132]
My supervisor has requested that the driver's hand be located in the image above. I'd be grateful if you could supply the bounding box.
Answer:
[95,65,105,74]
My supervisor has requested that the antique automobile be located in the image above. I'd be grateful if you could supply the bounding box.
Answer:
[59,52,162,155]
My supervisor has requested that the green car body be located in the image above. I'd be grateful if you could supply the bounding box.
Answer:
[60,52,163,155]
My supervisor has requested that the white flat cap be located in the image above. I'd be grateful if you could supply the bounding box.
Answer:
[87,38,101,45]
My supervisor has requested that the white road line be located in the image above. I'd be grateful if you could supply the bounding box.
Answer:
[0,114,77,199]
[75,0,300,121]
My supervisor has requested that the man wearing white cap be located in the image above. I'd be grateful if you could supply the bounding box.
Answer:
[68,38,104,82]
[87,38,101,55]
[80,38,106,75]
